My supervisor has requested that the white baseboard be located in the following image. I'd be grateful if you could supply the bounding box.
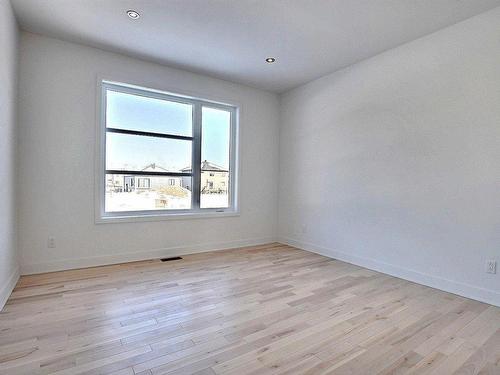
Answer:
[0,265,20,311]
[279,236,500,307]
[21,237,277,275]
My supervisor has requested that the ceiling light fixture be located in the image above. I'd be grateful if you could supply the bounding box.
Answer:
[265,57,276,63]
[126,10,140,20]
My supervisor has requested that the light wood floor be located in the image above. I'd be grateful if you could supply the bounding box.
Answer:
[1,243,499,375]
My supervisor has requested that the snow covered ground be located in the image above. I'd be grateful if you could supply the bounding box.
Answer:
[105,191,228,212]
[201,193,229,209]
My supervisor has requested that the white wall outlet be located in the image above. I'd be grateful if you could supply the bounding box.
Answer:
[486,260,496,274]
[47,236,56,248]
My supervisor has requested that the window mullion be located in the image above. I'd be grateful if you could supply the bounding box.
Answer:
[192,102,202,210]
[106,127,193,141]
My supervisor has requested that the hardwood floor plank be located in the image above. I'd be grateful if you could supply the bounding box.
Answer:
[0,243,498,374]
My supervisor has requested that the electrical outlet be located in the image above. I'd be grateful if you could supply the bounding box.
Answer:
[486,260,496,274]
[47,236,56,248]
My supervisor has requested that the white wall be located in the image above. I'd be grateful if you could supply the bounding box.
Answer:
[18,32,280,274]
[279,7,500,306]
[0,0,19,309]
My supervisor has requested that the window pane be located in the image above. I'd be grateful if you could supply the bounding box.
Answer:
[200,107,231,209]
[106,132,191,172]
[105,174,192,212]
[106,89,192,136]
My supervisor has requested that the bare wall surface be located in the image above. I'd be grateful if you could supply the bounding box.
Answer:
[0,0,19,309]
[18,32,280,274]
[278,7,500,306]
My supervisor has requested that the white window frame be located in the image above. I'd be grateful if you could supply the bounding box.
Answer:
[96,80,239,223]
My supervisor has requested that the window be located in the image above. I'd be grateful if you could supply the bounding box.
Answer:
[98,81,238,221]
[137,178,150,189]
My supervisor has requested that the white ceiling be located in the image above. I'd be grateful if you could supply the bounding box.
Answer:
[11,0,500,93]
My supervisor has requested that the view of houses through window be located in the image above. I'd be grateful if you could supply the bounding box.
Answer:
[102,83,234,215]
[105,160,229,212]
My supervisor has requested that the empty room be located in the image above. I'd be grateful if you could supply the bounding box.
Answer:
[1,0,499,374]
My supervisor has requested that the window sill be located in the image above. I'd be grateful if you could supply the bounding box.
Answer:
[96,210,240,224]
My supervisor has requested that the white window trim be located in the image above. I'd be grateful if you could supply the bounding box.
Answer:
[95,80,240,224]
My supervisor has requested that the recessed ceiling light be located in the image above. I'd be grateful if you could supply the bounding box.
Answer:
[126,10,140,20]
[265,57,276,63]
